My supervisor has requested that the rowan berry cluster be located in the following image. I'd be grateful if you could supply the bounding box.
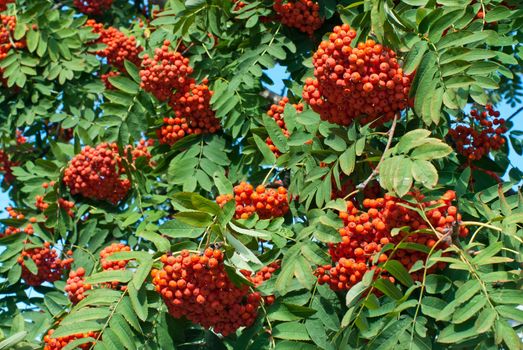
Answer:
[0,15,25,61]
[273,0,323,35]
[0,150,17,184]
[316,190,468,291]
[73,0,113,16]
[65,243,132,304]
[140,40,193,102]
[1,15,25,84]
[0,206,34,238]
[63,143,131,204]
[16,130,26,144]
[265,97,303,157]
[65,267,92,304]
[216,182,290,219]
[448,105,507,161]
[130,138,154,163]
[242,260,280,305]
[18,242,73,286]
[35,183,75,217]
[100,242,131,270]
[302,24,411,126]
[87,20,142,70]
[101,70,120,89]
[0,0,14,12]
[152,249,262,336]
[43,328,98,350]
[158,79,221,145]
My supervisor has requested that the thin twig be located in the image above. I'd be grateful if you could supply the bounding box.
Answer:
[262,164,277,185]
[355,113,399,190]
[506,106,523,122]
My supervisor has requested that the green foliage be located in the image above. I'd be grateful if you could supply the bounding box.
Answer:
[0,0,522,349]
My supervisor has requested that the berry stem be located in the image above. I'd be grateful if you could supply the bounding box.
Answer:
[356,112,399,191]
[261,164,277,186]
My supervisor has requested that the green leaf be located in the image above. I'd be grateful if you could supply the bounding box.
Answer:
[452,295,487,324]
[62,337,97,350]
[455,279,481,304]
[393,157,413,197]
[396,129,431,154]
[128,284,148,321]
[495,320,520,350]
[411,159,438,189]
[61,308,111,325]
[383,260,414,287]
[474,308,496,334]
[116,297,142,333]
[425,274,452,294]
[339,145,356,176]
[27,29,39,53]
[0,331,27,350]
[23,256,38,275]
[192,194,221,215]
[124,60,141,83]
[52,321,103,338]
[229,221,271,239]
[132,258,153,290]
[403,40,428,75]
[225,232,262,264]
[373,278,402,300]
[159,219,205,238]
[173,211,213,228]
[85,270,133,285]
[109,76,140,95]
[484,6,511,22]
[496,305,523,323]
[472,241,502,265]
[438,323,477,344]
[253,134,277,164]
[411,141,452,160]
[272,321,311,341]
[109,314,136,350]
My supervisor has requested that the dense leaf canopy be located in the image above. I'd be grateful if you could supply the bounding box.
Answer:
[0,0,522,349]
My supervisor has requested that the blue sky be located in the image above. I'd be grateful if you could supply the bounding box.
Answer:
[0,66,521,215]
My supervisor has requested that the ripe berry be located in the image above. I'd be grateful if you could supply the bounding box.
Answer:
[65,267,92,304]
[316,190,468,291]
[140,40,193,102]
[0,15,26,84]
[100,243,131,271]
[273,0,324,35]
[152,249,262,336]
[43,328,98,350]
[302,24,411,127]
[36,193,75,218]
[85,20,143,71]
[18,242,73,286]
[448,105,507,161]
[0,206,35,238]
[264,97,303,157]
[73,0,113,15]
[101,70,120,89]
[216,181,290,219]
[158,79,220,145]
[0,0,14,12]
[63,143,148,204]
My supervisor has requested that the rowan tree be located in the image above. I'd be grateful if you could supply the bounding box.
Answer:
[0,0,522,349]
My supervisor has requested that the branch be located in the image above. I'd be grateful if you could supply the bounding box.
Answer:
[259,88,284,104]
[506,106,523,122]
[356,113,398,190]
